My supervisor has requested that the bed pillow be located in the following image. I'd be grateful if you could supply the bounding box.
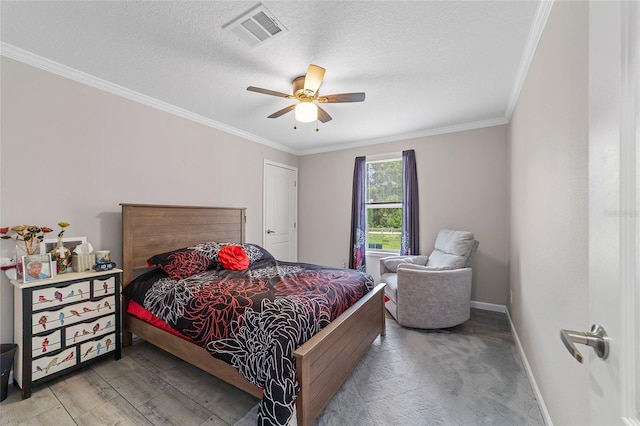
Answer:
[191,242,274,265]
[121,268,171,301]
[218,245,250,270]
[237,243,275,264]
[147,246,217,280]
[147,242,275,279]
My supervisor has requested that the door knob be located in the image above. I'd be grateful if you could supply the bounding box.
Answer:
[560,324,609,363]
[266,229,275,234]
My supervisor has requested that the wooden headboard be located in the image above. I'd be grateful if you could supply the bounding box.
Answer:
[120,204,246,285]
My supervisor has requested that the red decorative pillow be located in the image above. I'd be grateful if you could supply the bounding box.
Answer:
[218,245,250,271]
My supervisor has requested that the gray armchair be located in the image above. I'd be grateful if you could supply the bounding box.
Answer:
[380,229,479,329]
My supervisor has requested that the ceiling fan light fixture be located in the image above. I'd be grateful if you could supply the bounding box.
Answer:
[295,102,317,122]
[248,63,365,125]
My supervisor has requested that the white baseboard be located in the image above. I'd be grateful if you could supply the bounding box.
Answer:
[506,309,552,426]
[470,300,507,313]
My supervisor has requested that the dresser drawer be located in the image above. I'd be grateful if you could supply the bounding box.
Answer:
[32,347,77,381]
[80,333,116,362]
[94,276,116,297]
[65,314,116,346]
[32,280,91,311]
[32,330,62,358]
[32,295,116,334]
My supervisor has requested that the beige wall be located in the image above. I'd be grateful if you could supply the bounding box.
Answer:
[509,1,589,424]
[0,55,510,347]
[298,125,510,306]
[0,57,298,342]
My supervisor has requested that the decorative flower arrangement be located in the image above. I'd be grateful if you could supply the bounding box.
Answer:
[57,222,70,239]
[0,225,53,255]
[52,222,72,274]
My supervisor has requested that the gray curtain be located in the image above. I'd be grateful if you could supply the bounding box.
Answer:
[401,149,419,255]
[349,156,366,271]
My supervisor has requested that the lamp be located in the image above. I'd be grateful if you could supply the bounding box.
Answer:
[295,101,317,122]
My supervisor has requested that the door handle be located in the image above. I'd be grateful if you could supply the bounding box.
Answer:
[266,229,275,234]
[560,324,609,363]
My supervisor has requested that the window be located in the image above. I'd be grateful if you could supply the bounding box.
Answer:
[366,157,402,252]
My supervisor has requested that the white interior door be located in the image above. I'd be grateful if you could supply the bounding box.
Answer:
[587,1,639,423]
[263,160,298,262]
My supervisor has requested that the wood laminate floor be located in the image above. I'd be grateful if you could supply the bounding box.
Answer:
[1,309,545,425]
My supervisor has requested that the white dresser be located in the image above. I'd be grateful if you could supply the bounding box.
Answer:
[11,269,122,398]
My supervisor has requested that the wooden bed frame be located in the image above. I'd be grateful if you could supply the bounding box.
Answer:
[120,203,386,426]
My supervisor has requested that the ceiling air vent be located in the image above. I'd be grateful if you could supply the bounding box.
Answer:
[222,3,287,47]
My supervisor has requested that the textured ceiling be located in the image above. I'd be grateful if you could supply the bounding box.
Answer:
[0,1,543,154]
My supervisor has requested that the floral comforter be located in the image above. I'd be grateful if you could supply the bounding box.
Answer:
[122,257,374,425]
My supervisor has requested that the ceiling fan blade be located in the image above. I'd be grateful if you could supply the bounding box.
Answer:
[317,106,332,123]
[267,104,296,118]
[317,92,366,103]
[247,86,292,99]
[303,64,326,95]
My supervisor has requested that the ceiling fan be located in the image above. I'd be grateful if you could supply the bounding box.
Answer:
[247,64,365,126]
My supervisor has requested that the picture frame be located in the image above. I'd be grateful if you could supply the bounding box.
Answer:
[40,236,88,255]
[22,254,53,283]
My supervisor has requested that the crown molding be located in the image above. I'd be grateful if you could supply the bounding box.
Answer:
[504,0,555,120]
[0,43,296,155]
[297,116,509,156]
[3,42,515,157]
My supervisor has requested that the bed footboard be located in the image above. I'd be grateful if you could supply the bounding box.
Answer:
[124,308,263,399]
[294,283,386,426]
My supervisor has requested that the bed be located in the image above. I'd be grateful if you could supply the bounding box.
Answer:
[120,203,386,426]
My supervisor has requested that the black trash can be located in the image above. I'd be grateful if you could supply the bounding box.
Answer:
[1,344,18,402]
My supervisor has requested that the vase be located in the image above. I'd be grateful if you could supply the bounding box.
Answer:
[50,238,71,274]
[15,246,29,280]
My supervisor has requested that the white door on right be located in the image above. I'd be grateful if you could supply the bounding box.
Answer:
[587,1,639,423]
